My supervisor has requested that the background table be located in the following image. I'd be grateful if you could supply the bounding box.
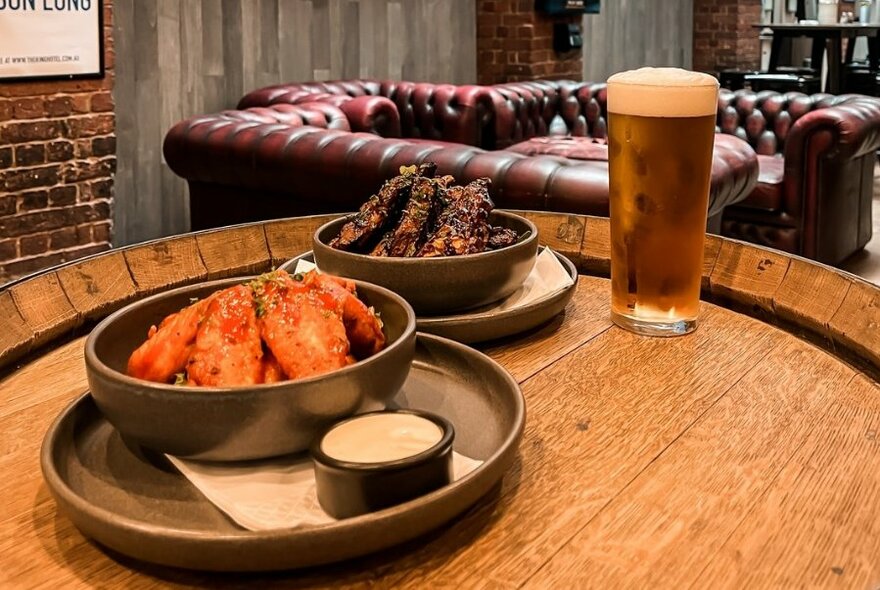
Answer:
[755,22,880,93]
[1,213,879,588]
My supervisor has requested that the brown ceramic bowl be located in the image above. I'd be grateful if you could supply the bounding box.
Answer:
[312,210,539,316]
[84,277,417,462]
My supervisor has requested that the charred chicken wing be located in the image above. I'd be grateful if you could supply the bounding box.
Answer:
[330,163,437,251]
[417,178,493,257]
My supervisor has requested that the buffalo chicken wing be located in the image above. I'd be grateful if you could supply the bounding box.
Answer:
[126,270,385,386]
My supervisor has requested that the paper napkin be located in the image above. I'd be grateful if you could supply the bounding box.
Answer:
[292,247,575,314]
[167,452,482,531]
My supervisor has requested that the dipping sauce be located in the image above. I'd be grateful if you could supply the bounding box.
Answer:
[321,412,443,463]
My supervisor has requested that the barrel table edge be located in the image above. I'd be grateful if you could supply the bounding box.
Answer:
[0,213,877,380]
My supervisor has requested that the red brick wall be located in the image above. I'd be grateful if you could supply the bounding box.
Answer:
[693,0,763,74]
[0,0,115,284]
[476,0,583,84]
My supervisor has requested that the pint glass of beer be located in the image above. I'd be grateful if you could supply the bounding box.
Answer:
[607,67,719,336]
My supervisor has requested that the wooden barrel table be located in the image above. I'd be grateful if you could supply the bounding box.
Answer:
[1,213,879,588]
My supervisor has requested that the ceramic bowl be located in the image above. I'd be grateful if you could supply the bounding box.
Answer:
[84,277,417,461]
[312,210,539,316]
[311,409,454,519]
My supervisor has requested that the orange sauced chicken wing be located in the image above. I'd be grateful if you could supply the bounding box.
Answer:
[260,349,286,383]
[186,284,264,387]
[126,296,212,383]
[126,269,386,385]
[308,273,386,359]
[254,270,352,380]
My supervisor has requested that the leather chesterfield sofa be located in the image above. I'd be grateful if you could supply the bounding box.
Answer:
[461,80,880,264]
[161,78,878,264]
[165,87,757,234]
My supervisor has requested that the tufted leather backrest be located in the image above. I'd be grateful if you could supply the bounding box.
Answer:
[238,80,384,108]
[569,84,846,157]
[488,80,592,147]
[574,83,609,141]
[207,103,352,130]
[238,79,494,147]
[716,89,845,155]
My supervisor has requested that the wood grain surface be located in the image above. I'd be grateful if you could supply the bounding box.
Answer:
[0,214,879,588]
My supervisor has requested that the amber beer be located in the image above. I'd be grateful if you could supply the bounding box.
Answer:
[607,68,719,336]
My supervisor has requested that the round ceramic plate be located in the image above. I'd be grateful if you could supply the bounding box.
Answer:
[41,334,524,572]
[280,250,578,344]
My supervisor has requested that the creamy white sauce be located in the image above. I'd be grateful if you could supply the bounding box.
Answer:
[321,413,443,463]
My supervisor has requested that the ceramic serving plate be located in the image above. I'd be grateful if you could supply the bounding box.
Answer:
[41,334,524,572]
[281,250,578,344]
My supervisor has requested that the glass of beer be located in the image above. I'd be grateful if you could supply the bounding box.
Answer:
[607,67,719,337]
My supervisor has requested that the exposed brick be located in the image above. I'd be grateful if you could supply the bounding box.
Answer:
[20,233,49,257]
[62,157,116,183]
[1,120,62,143]
[71,94,92,114]
[0,0,116,283]
[12,97,46,119]
[0,196,16,216]
[477,0,581,84]
[693,0,761,72]
[63,114,115,139]
[0,147,12,169]
[0,203,104,238]
[48,186,77,207]
[74,139,92,159]
[46,140,75,162]
[90,91,114,112]
[19,190,49,211]
[72,201,111,224]
[93,136,115,158]
[74,224,93,245]
[49,226,79,250]
[14,143,46,167]
[46,96,74,117]
[0,239,16,261]
[88,178,113,200]
[1,252,66,280]
[92,221,112,243]
[3,165,60,192]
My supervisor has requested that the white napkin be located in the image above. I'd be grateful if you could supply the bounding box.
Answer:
[477,247,575,313]
[166,452,482,531]
[293,247,575,314]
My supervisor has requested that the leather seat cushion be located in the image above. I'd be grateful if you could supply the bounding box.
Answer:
[503,136,609,161]
[738,154,785,212]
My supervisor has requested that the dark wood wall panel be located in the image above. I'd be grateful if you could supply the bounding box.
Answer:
[113,0,477,246]
[582,0,693,82]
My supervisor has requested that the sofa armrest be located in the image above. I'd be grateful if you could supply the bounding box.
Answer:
[710,134,760,213]
[784,95,880,162]
[163,104,352,183]
[336,96,402,138]
[237,80,383,109]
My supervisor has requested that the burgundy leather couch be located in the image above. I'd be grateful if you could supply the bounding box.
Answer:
[167,79,758,239]
[226,79,880,264]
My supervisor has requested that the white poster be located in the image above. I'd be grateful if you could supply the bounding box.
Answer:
[0,0,102,80]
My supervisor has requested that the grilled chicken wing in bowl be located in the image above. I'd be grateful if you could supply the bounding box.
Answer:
[314,164,539,315]
[85,271,416,461]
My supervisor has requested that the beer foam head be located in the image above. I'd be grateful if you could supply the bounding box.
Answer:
[607,67,719,118]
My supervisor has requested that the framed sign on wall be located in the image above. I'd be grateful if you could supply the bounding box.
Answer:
[0,0,103,82]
